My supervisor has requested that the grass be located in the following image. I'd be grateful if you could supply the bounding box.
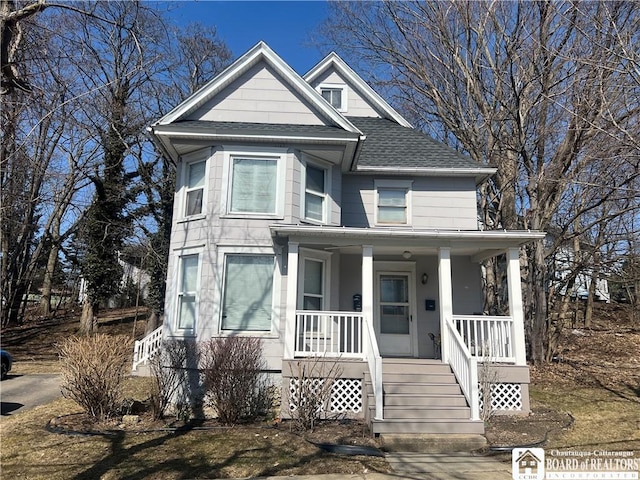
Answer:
[531,384,640,453]
[1,376,390,480]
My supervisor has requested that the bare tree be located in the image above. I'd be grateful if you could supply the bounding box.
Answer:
[319,0,640,363]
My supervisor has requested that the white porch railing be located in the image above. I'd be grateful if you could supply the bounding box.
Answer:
[132,326,163,371]
[294,310,383,420]
[363,314,384,420]
[445,318,480,421]
[451,315,516,363]
[294,311,365,357]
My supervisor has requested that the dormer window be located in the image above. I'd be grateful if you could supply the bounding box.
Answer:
[318,83,347,112]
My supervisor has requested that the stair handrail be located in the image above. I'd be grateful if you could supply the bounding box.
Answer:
[132,325,163,371]
[444,317,480,421]
[363,315,383,420]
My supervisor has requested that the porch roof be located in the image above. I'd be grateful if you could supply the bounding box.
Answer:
[271,225,546,261]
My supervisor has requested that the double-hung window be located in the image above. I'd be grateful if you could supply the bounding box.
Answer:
[185,161,205,216]
[375,180,412,225]
[304,163,328,223]
[224,149,285,217]
[302,258,324,310]
[221,254,274,332]
[318,84,347,112]
[176,253,199,332]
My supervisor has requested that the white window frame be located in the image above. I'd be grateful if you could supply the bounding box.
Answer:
[221,147,286,219]
[374,179,413,226]
[301,157,330,224]
[179,149,211,221]
[214,245,281,336]
[171,246,204,336]
[297,248,332,311]
[317,83,348,112]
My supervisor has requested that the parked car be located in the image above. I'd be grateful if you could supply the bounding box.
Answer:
[1,349,12,380]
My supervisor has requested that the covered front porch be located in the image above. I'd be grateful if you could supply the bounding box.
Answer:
[274,225,544,425]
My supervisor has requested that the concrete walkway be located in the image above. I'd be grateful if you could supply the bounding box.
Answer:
[239,452,513,480]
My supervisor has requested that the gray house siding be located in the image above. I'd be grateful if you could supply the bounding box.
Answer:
[188,63,327,125]
[341,175,478,229]
[308,69,382,118]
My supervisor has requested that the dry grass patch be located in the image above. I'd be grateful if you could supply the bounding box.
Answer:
[1,376,389,480]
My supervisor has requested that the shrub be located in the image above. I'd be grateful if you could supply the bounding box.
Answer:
[288,357,342,432]
[201,336,273,425]
[58,334,133,420]
[149,339,198,420]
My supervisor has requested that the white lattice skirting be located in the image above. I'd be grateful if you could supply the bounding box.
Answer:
[289,378,363,414]
[479,383,523,412]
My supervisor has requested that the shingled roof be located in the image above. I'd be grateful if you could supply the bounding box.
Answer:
[348,117,478,170]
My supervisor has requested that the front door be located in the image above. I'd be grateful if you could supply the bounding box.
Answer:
[375,270,416,356]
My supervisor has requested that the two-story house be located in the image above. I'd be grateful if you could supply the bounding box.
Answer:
[138,42,545,435]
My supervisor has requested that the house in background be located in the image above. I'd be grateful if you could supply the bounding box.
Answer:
[136,42,545,435]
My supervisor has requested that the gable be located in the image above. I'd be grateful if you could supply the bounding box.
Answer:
[308,68,382,118]
[187,62,327,125]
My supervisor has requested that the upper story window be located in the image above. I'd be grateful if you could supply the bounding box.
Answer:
[303,162,329,223]
[318,83,347,112]
[375,179,413,225]
[223,148,286,218]
[180,149,210,219]
[185,161,205,216]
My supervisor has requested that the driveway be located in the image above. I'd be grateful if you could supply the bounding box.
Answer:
[0,374,61,418]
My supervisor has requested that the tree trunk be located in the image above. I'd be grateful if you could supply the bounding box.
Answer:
[40,242,59,316]
[80,299,98,335]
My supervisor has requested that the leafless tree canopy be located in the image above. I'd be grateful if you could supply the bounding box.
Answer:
[319,0,640,363]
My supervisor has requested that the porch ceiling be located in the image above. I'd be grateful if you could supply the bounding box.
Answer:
[271,225,546,260]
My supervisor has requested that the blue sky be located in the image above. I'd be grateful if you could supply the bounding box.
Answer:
[167,1,331,74]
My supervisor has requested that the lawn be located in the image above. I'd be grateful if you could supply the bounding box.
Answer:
[1,303,638,478]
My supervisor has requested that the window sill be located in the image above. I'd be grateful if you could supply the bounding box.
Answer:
[218,330,278,339]
[220,214,284,220]
[301,218,327,226]
[177,215,206,224]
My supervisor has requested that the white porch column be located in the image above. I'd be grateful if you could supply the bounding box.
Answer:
[438,247,453,363]
[284,242,299,359]
[361,245,374,323]
[507,247,527,365]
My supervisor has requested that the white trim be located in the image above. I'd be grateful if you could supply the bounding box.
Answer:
[220,146,287,219]
[169,245,205,337]
[153,42,361,135]
[213,245,281,336]
[284,242,299,358]
[317,83,348,113]
[507,247,527,365]
[304,52,413,128]
[178,148,211,221]
[297,248,333,310]
[301,156,331,224]
[374,179,413,226]
[373,261,418,357]
[438,248,453,363]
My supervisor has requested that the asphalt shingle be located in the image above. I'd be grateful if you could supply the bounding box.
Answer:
[348,117,478,169]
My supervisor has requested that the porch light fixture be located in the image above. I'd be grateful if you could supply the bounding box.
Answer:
[402,251,412,259]
[422,273,429,285]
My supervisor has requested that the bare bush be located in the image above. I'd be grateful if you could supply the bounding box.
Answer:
[288,358,343,432]
[478,343,501,422]
[201,336,273,425]
[149,340,197,420]
[58,334,133,420]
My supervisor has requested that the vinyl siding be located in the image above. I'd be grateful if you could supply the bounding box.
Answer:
[341,174,478,229]
[188,62,326,125]
[309,69,381,118]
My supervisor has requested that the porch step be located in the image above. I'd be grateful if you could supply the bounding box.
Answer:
[373,405,471,420]
[371,418,484,435]
[367,358,484,436]
[369,393,468,407]
[383,382,463,396]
